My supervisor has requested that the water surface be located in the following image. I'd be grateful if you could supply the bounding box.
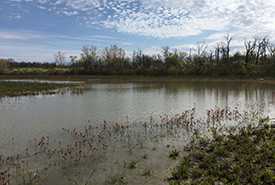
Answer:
[0,81,274,184]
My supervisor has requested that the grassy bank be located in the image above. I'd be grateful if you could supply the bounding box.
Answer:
[0,81,77,98]
[169,118,275,185]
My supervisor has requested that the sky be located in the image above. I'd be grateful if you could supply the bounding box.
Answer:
[0,0,275,63]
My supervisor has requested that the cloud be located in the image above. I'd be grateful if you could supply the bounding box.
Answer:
[8,0,275,39]
[121,42,133,46]
[37,6,46,10]
[9,14,21,19]
[62,10,79,16]
[55,35,116,42]
[0,30,42,40]
[143,46,162,56]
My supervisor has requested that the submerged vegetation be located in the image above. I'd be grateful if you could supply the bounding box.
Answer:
[0,101,270,184]
[105,173,127,185]
[0,81,83,98]
[169,118,275,185]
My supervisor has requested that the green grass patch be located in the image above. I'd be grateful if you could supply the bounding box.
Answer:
[0,81,76,98]
[170,119,275,184]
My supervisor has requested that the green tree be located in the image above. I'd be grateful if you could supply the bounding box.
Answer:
[0,59,9,74]
[102,45,126,73]
[80,45,98,73]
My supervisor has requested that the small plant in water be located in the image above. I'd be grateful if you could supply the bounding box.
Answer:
[143,154,148,159]
[129,160,137,169]
[143,169,153,177]
[169,149,180,159]
[105,173,127,185]
[123,160,127,168]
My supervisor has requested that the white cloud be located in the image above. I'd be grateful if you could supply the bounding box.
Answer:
[62,10,79,16]
[7,13,22,20]
[0,30,42,40]
[121,42,133,46]
[37,6,46,10]
[8,0,275,39]
[38,0,47,3]
[12,15,21,19]
[87,0,275,38]
[143,46,162,56]
[55,35,116,43]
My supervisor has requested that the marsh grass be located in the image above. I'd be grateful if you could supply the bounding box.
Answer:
[169,149,180,160]
[169,118,275,184]
[129,160,137,169]
[0,81,78,98]
[105,173,127,185]
[143,169,153,177]
[0,104,266,184]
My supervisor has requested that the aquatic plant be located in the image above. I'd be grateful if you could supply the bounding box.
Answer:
[169,149,180,160]
[0,104,265,184]
[169,117,275,184]
[143,169,153,177]
[128,160,137,169]
[0,81,81,98]
[105,173,127,185]
[143,154,148,159]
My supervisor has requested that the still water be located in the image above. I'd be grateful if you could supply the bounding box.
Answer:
[0,81,274,184]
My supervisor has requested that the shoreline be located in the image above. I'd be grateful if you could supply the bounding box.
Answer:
[1,75,275,84]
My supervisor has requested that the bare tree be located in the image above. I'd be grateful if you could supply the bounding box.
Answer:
[195,42,208,57]
[161,46,172,62]
[244,39,256,68]
[193,42,208,73]
[132,49,144,67]
[215,43,220,62]
[224,34,232,66]
[254,37,269,64]
[81,45,97,59]
[208,49,214,62]
[261,37,268,62]
[54,51,66,66]
[178,51,188,62]
[267,42,275,58]
[255,37,263,65]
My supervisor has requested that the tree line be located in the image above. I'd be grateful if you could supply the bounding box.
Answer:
[1,35,275,77]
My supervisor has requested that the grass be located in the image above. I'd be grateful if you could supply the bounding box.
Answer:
[0,81,77,98]
[169,118,275,184]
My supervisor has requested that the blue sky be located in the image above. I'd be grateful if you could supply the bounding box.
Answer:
[0,0,275,62]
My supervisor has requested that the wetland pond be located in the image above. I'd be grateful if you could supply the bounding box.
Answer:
[0,80,275,184]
